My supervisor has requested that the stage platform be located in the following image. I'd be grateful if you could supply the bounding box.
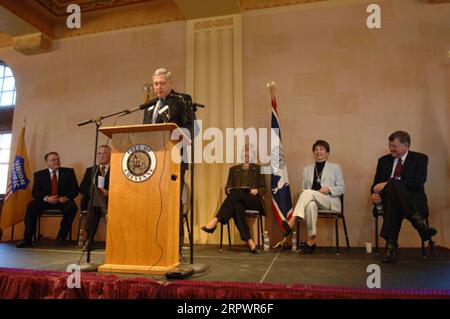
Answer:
[0,240,449,290]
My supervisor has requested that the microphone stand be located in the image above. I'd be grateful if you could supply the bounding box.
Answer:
[184,101,209,275]
[75,107,138,271]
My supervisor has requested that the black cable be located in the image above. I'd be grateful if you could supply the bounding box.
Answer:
[149,133,166,280]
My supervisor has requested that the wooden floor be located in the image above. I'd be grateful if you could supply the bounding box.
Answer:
[0,240,449,290]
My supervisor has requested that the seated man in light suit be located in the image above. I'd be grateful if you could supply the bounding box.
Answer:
[79,145,111,249]
[282,140,344,253]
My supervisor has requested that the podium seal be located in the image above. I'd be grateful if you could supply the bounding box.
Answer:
[122,144,157,182]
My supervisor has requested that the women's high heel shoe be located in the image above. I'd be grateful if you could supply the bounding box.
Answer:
[201,225,217,234]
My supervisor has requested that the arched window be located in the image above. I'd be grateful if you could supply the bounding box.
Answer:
[0,60,15,195]
[0,61,16,108]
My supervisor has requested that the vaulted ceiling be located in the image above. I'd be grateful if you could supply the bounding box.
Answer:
[0,0,448,54]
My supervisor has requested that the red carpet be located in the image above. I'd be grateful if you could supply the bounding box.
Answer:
[0,267,449,299]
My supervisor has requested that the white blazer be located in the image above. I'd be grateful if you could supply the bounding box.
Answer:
[302,161,345,212]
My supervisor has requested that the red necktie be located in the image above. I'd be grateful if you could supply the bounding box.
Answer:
[100,166,106,177]
[393,158,403,179]
[51,170,58,196]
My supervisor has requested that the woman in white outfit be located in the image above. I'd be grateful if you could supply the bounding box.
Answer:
[283,140,345,253]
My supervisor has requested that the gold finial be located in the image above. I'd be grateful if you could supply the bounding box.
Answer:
[266,81,276,89]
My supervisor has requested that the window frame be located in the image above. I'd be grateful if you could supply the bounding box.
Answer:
[0,61,16,109]
[0,60,15,197]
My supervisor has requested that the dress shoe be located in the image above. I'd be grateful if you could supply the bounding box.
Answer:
[408,213,437,240]
[382,241,398,263]
[301,243,316,254]
[56,232,69,246]
[248,244,259,254]
[57,238,69,246]
[201,225,216,234]
[282,220,292,237]
[16,240,33,248]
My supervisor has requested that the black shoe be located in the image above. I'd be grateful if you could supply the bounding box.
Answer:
[409,213,438,241]
[418,227,437,241]
[201,225,216,234]
[57,238,69,246]
[16,240,33,248]
[282,220,292,237]
[248,244,259,254]
[301,243,316,254]
[56,232,69,246]
[382,241,398,263]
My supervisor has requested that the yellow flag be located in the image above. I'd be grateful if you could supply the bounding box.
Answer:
[0,127,32,236]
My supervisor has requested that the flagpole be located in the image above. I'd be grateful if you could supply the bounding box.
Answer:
[266,81,294,249]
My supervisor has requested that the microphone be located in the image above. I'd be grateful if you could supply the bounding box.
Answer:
[115,99,156,119]
[192,103,205,108]
[138,100,157,110]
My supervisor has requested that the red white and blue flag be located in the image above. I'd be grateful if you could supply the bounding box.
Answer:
[269,83,293,228]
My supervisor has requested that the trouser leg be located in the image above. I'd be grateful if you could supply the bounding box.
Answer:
[216,189,245,223]
[58,200,78,239]
[23,200,46,242]
[232,201,252,241]
[304,201,318,238]
[380,182,404,243]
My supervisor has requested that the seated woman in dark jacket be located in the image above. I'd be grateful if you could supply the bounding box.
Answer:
[201,146,265,253]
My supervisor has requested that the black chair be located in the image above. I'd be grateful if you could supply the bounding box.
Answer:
[219,209,264,251]
[296,195,349,255]
[37,209,73,241]
[373,208,435,258]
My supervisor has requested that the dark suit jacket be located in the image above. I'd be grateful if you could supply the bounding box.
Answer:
[80,166,110,211]
[371,151,429,217]
[143,90,193,131]
[32,167,79,201]
[226,164,266,214]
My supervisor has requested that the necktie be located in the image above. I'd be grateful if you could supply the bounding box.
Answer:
[51,170,58,196]
[152,99,163,124]
[100,166,106,177]
[393,158,403,179]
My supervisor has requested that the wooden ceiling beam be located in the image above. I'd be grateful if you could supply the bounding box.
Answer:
[0,0,55,38]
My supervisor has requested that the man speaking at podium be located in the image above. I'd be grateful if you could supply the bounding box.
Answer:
[143,67,193,254]
[143,67,192,130]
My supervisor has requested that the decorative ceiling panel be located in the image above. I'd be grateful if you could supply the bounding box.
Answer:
[36,0,159,17]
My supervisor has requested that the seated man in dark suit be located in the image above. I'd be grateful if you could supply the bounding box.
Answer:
[371,130,437,263]
[17,152,79,248]
[79,145,111,249]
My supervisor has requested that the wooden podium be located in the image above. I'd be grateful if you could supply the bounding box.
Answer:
[98,124,182,274]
